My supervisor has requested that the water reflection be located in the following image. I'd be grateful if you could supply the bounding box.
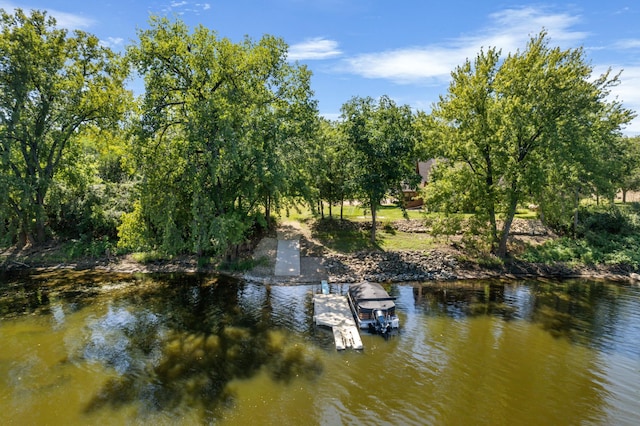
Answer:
[1,272,639,424]
[413,279,640,357]
[70,275,324,422]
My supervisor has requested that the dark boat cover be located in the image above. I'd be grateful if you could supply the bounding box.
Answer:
[349,282,396,311]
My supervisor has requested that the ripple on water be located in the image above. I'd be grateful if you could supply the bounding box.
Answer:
[1,275,640,425]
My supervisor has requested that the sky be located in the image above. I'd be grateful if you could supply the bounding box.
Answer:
[2,0,640,134]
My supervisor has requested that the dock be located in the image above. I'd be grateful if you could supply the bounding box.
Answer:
[313,293,363,350]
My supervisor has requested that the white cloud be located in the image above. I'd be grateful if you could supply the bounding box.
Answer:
[100,37,124,49]
[48,10,95,29]
[604,66,640,134]
[162,1,211,15]
[343,7,588,84]
[0,2,95,29]
[614,39,640,50]
[344,47,458,84]
[288,37,342,60]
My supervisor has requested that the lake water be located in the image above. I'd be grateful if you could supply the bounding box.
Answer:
[1,271,639,425]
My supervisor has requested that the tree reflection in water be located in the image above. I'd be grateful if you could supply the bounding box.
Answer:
[413,278,631,350]
[77,274,323,421]
[2,271,638,424]
[0,271,323,422]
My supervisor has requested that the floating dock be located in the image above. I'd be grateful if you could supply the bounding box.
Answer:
[313,293,363,350]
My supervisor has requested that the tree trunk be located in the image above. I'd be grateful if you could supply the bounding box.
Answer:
[573,187,580,238]
[370,197,377,243]
[496,194,519,258]
[488,202,499,254]
[36,192,47,243]
[623,190,627,204]
[265,194,271,224]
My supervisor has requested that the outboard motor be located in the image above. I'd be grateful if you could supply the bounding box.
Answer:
[374,309,389,334]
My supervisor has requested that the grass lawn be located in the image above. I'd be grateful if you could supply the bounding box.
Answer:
[378,230,439,251]
[283,202,542,254]
[306,221,443,253]
[285,203,425,222]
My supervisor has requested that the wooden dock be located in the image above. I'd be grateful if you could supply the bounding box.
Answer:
[313,293,363,350]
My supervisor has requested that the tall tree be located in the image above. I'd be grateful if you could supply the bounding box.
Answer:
[0,9,130,246]
[341,95,419,243]
[307,118,356,218]
[124,16,316,256]
[425,31,635,257]
[617,136,640,203]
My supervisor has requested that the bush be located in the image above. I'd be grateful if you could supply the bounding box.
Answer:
[63,236,116,259]
[577,206,634,238]
[521,205,640,268]
[117,200,153,253]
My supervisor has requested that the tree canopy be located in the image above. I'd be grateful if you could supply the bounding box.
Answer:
[121,16,317,256]
[0,9,131,246]
[341,95,420,243]
[1,9,639,266]
[423,31,635,257]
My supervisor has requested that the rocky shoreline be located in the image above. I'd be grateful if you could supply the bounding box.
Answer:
[323,250,459,282]
[242,219,640,285]
[319,248,639,284]
[2,219,640,285]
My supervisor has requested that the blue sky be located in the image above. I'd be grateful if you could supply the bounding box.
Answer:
[3,0,640,133]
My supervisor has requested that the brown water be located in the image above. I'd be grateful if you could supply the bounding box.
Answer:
[1,272,639,425]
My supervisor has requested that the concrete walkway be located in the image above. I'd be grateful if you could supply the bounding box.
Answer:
[274,239,300,276]
[244,221,328,283]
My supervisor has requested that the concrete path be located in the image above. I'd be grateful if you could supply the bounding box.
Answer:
[274,239,300,276]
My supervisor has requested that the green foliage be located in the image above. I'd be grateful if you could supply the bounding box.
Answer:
[425,214,465,239]
[577,206,634,237]
[617,136,640,199]
[521,237,598,265]
[306,118,358,218]
[340,95,420,242]
[63,236,116,259]
[125,15,317,256]
[311,218,377,253]
[422,32,635,257]
[117,201,152,253]
[218,256,267,272]
[0,9,131,245]
[131,251,170,264]
[521,206,640,268]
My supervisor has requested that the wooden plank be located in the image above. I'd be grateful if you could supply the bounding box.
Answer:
[332,327,346,350]
[313,294,356,328]
[335,325,363,350]
[313,293,362,350]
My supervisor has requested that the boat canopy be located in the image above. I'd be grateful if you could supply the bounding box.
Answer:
[349,282,396,311]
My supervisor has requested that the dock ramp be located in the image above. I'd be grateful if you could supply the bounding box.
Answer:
[313,293,363,350]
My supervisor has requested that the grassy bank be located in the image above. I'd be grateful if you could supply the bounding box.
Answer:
[4,203,640,275]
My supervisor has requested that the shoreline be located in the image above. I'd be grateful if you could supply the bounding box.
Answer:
[2,219,640,285]
[2,247,639,286]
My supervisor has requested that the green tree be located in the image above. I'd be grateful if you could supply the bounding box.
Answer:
[341,95,419,242]
[0,9,130,246]
[617,136,640,203]
[425,31,634,256]
[124,16,316,256]
[307,118,356,218]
